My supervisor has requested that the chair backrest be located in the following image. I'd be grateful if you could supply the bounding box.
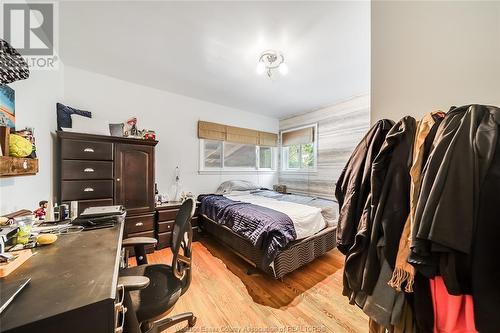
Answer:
[171,198,195,290]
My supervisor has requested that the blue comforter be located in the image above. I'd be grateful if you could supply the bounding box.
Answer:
[198,194,297,268]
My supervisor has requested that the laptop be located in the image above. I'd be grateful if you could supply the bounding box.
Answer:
[80,205,125,218]
[0,278,31,314]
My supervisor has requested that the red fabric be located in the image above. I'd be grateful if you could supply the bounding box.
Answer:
[430,276,477,333]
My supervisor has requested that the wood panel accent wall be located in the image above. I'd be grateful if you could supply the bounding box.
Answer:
[278,95,370,200]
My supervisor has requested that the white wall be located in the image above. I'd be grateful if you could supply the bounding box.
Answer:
[0,65,278,213]
[63,66,278,201]
[0,68,64,214]
[371,1,500,123]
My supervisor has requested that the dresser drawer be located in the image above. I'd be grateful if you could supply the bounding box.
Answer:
[157,231,172,249]
[61,160,113,180]
[61,180,113,201]
[61,139,113,161]
[125,214,154,234]
[157,221,174,233]
[157,209,177,222]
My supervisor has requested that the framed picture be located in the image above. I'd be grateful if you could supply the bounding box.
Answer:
[0,85,15,129]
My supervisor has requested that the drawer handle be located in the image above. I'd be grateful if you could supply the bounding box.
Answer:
[135,222,144,227]
[83,168,95,173]
[83,147,95,153]
[83,187,94,192]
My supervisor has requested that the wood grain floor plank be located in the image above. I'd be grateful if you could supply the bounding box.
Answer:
[130,235,368,333]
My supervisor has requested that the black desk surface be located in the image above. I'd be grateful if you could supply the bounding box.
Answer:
[0,222,124,333]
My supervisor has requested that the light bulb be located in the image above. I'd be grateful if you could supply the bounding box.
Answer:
[278,62,289,76]
[256,61,266,75]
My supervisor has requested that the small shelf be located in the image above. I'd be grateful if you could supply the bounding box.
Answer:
[0,156,39,177]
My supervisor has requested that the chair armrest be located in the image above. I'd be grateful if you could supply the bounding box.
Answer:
[118,276,150,291]
[122,237,158,248]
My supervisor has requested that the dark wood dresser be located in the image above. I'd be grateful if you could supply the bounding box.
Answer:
[155,201,199,249]
[57,131,158,253]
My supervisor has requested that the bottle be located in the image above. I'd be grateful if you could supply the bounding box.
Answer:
[70,201,78,221]
[54,203,60,221]
[46,199,55,221]
[154,183,159,205]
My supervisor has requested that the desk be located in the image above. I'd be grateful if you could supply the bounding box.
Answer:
[0,222,124,333]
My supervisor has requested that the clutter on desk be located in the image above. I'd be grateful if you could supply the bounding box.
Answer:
[71,205,125,231]
[0,250,32,278]
[14,215,34,244]
[33,200,48,220]
[36,233,57,245]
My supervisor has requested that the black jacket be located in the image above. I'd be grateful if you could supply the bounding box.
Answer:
[472,106,500,332]
[343,116,416,299]
[410,105,500,295]
[335,119,394,255]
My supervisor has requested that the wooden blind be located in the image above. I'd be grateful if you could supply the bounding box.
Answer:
[282,127,314,146]
[198,121,226,141]
[259,132,278,146]
[198,121,277,146]
[226,126,259,145]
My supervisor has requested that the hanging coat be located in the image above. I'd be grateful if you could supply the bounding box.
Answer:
[341,117,416,307]
[335,119,394,255]
[410,105,499,295]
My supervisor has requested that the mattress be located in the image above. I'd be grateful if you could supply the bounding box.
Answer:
[225,191,327,240]
[250,189,339,228]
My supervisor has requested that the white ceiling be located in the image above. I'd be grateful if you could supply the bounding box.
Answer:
[59,1,370,119]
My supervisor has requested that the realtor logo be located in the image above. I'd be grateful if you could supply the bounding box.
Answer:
[2,2,58,69]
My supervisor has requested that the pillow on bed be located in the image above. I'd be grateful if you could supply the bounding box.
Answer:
[224,190,253,196]
[56,103,92,130]
[216,180,260,194]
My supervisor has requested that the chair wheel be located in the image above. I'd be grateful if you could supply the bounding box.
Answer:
[188,316,197,327]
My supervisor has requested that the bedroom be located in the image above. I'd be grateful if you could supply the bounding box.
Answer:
[0,1,499,333]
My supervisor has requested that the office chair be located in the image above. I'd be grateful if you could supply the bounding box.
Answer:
[120,198,197,333]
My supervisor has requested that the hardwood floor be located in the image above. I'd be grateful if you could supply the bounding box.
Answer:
[130,235,368,333]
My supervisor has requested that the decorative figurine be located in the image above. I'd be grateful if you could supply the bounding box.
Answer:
[143,130,156,140]
[123,117,138,137]
[34,200,48,220]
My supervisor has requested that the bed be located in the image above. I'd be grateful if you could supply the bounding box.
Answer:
[198,181,338,279]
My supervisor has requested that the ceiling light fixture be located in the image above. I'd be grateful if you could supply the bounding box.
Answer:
[256,50,288,78]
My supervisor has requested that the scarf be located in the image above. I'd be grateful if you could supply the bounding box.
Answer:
[388,112,443,292]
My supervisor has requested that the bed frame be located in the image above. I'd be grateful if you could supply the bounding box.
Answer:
[199,214,337,279]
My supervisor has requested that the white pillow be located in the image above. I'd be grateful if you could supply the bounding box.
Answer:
[216,180,260,194]
[71,114,110,136]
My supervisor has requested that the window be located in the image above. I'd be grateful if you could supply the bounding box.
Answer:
[259,146,273,169]
[203,140,222,168]
[224,143,256,168]
[200,140,275,171]
[281,124,317,172]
